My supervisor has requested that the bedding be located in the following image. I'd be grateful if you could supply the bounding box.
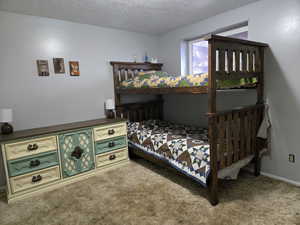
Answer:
[127,120,211,186]
[120,71,257,89]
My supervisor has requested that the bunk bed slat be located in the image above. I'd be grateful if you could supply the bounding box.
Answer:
[255,49,261,72]
[235,50,240,73]
[241,50,247,73]
[249,51,253,73]
[219,50,226,72]
[233,112,240,162]
[252,109,258,155]
[218,116,226,169]
[246,111,251,156]
[227,49,233,73]
[226,113,233,166]
[120,69,126,82]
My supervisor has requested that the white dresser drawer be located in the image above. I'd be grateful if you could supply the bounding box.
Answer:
[10,166,60,193]
[93,123,127,141]
[96,148,128,167]
[5,136,58,160]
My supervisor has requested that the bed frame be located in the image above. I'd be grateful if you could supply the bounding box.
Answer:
[110,35,268,206]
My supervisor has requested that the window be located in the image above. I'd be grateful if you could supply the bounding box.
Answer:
[188,26,248,75]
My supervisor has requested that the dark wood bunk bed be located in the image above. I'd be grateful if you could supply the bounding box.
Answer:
[110,35,268,206]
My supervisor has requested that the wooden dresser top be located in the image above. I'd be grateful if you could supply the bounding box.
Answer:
[0,118,126,143]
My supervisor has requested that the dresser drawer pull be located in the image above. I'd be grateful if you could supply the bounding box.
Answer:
[108,129,115,135]
[108,141,115,148]
[27,144,39,151]
[71,146,84,159]
[32,175,42,183]
[109,155,116,160]
[29,159,41,167]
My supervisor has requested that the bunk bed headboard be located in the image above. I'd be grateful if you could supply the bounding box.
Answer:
[110,62,163,84]
[206,35,268,76]
[110,61,163,105]
[206,35,268,112]
[115,100,163,122]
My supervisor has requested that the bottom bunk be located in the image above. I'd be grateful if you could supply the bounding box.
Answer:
[127,119,255,187]
[115,100,265,205]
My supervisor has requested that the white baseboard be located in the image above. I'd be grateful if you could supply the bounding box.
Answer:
[261,172,300,187]
[243,166,300,187]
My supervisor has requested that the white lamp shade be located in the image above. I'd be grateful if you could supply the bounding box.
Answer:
[105,99,115,110]
[0,109,13,123]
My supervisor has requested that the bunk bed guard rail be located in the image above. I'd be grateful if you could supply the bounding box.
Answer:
[207,103,265,170]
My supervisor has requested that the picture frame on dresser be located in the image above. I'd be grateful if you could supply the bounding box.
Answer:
[0,118,129,203]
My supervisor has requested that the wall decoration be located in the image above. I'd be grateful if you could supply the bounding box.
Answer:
[36,60,50,76]
[53,58,65,74]
[69,61,80,76]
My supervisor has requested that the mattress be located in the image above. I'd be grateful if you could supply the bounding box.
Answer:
[127,120,210,186]
[120,71,257,89]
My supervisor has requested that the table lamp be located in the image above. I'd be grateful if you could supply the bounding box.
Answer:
[0,109,13,135]
[105,99,115,119]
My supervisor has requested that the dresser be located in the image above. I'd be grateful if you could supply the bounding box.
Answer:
[0,118,128,203]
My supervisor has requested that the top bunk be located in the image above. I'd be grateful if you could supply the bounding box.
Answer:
[110,35,268,95]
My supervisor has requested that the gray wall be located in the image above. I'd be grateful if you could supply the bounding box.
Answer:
[0,11,159,131]
[164,90,257,127]
[159,0,300,183]
[0,11,159,186]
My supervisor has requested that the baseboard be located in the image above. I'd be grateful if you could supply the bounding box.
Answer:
[243,166,300,187]
[260,172,300,187]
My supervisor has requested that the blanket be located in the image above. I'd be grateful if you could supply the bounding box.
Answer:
[127,120,210,186]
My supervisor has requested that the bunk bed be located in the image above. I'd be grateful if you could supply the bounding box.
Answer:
[110,35,268,206]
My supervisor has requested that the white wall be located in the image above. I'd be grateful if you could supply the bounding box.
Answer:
[0,11,159,186]
[163,91,257,127]
[159,0,300,183]
[0,11,159,131]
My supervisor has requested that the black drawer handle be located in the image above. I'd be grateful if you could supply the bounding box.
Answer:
[30,159,41,167]
[108,129,115,135]
[32,175,42,183]
[108,141,115,148]
[109,155,116,160]
[71,146,84,159]
[27,144,39,151]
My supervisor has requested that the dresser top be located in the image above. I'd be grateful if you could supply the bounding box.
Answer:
[0,118,127,143]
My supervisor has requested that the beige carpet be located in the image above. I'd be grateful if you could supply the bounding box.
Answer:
[0,158,299,225]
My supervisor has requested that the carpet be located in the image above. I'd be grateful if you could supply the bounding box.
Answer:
[0,158,299,225]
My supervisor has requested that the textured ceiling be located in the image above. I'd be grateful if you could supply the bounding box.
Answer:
[0,0,260,35]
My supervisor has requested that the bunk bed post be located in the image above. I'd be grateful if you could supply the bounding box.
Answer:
[112,63,121,107]
[254,47,265,176]
[207,38,219,206]
[257,47,265,104]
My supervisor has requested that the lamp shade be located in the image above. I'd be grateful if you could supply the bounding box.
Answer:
[0,109,13,123]
[105,99,115,110]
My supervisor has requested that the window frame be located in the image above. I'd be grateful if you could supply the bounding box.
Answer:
[188,37,207,75]
[188,26,248,75]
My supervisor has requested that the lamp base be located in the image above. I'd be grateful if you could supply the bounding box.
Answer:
[1,123,13,135]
